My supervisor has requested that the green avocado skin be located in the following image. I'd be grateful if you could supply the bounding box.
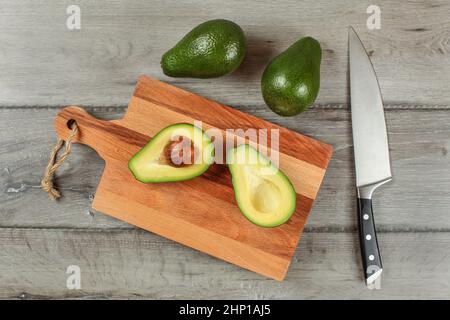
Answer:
[261,37,322,116]
[161,19,246,78]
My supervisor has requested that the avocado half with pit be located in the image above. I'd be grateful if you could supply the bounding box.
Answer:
[128,123,215,182]
[227,144,296,227]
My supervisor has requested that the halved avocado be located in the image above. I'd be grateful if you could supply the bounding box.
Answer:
[227,144,296,227]
[128,123,214,182]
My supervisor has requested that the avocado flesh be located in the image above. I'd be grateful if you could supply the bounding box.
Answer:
[128,124,214,182]
[261,36,322,116]
[161,19,246,78]
[227,145,296,227]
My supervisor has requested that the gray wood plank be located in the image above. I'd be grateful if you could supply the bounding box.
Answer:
[0,0,449,107]
[0,228,449,299]
[1,107,449,230]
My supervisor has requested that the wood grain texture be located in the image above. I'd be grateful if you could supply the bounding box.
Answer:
[1,107,449,231]
[0,228,449,299]
[50,77,332,281]
[0,105,449,298]
[0,0,449,107]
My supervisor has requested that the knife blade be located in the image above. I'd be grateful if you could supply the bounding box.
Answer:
[349,26,392,286]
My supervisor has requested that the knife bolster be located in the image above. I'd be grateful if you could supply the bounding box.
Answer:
[357,178,392,199]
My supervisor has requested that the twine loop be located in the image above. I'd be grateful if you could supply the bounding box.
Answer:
[41,121,79,200]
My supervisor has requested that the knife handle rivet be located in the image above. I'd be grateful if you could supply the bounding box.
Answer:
[369,255,375,261]
[366,234,372,240]
[363,214,369,220]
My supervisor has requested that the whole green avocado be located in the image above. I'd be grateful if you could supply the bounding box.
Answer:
[261,37,322,116]
[161,19,246,78]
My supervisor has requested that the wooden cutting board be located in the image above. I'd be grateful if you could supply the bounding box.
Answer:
[54,75,333,281]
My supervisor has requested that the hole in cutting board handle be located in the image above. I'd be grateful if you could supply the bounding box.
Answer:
[66,119,77,129]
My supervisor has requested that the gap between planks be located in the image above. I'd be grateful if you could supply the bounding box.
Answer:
[1,103,450,111]
[1,226,450,234]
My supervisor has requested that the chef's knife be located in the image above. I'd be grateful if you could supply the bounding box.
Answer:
[349,27,392,286]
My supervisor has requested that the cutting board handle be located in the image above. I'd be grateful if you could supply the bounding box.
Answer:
[55,105,103,142]
[54,106,121,160]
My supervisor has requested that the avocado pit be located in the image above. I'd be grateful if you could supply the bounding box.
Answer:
[163,135,198,167]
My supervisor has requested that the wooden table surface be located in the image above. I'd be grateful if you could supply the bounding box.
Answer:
[1,0,449,299]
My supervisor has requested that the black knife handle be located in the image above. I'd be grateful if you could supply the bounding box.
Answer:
[357,197,383,284]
